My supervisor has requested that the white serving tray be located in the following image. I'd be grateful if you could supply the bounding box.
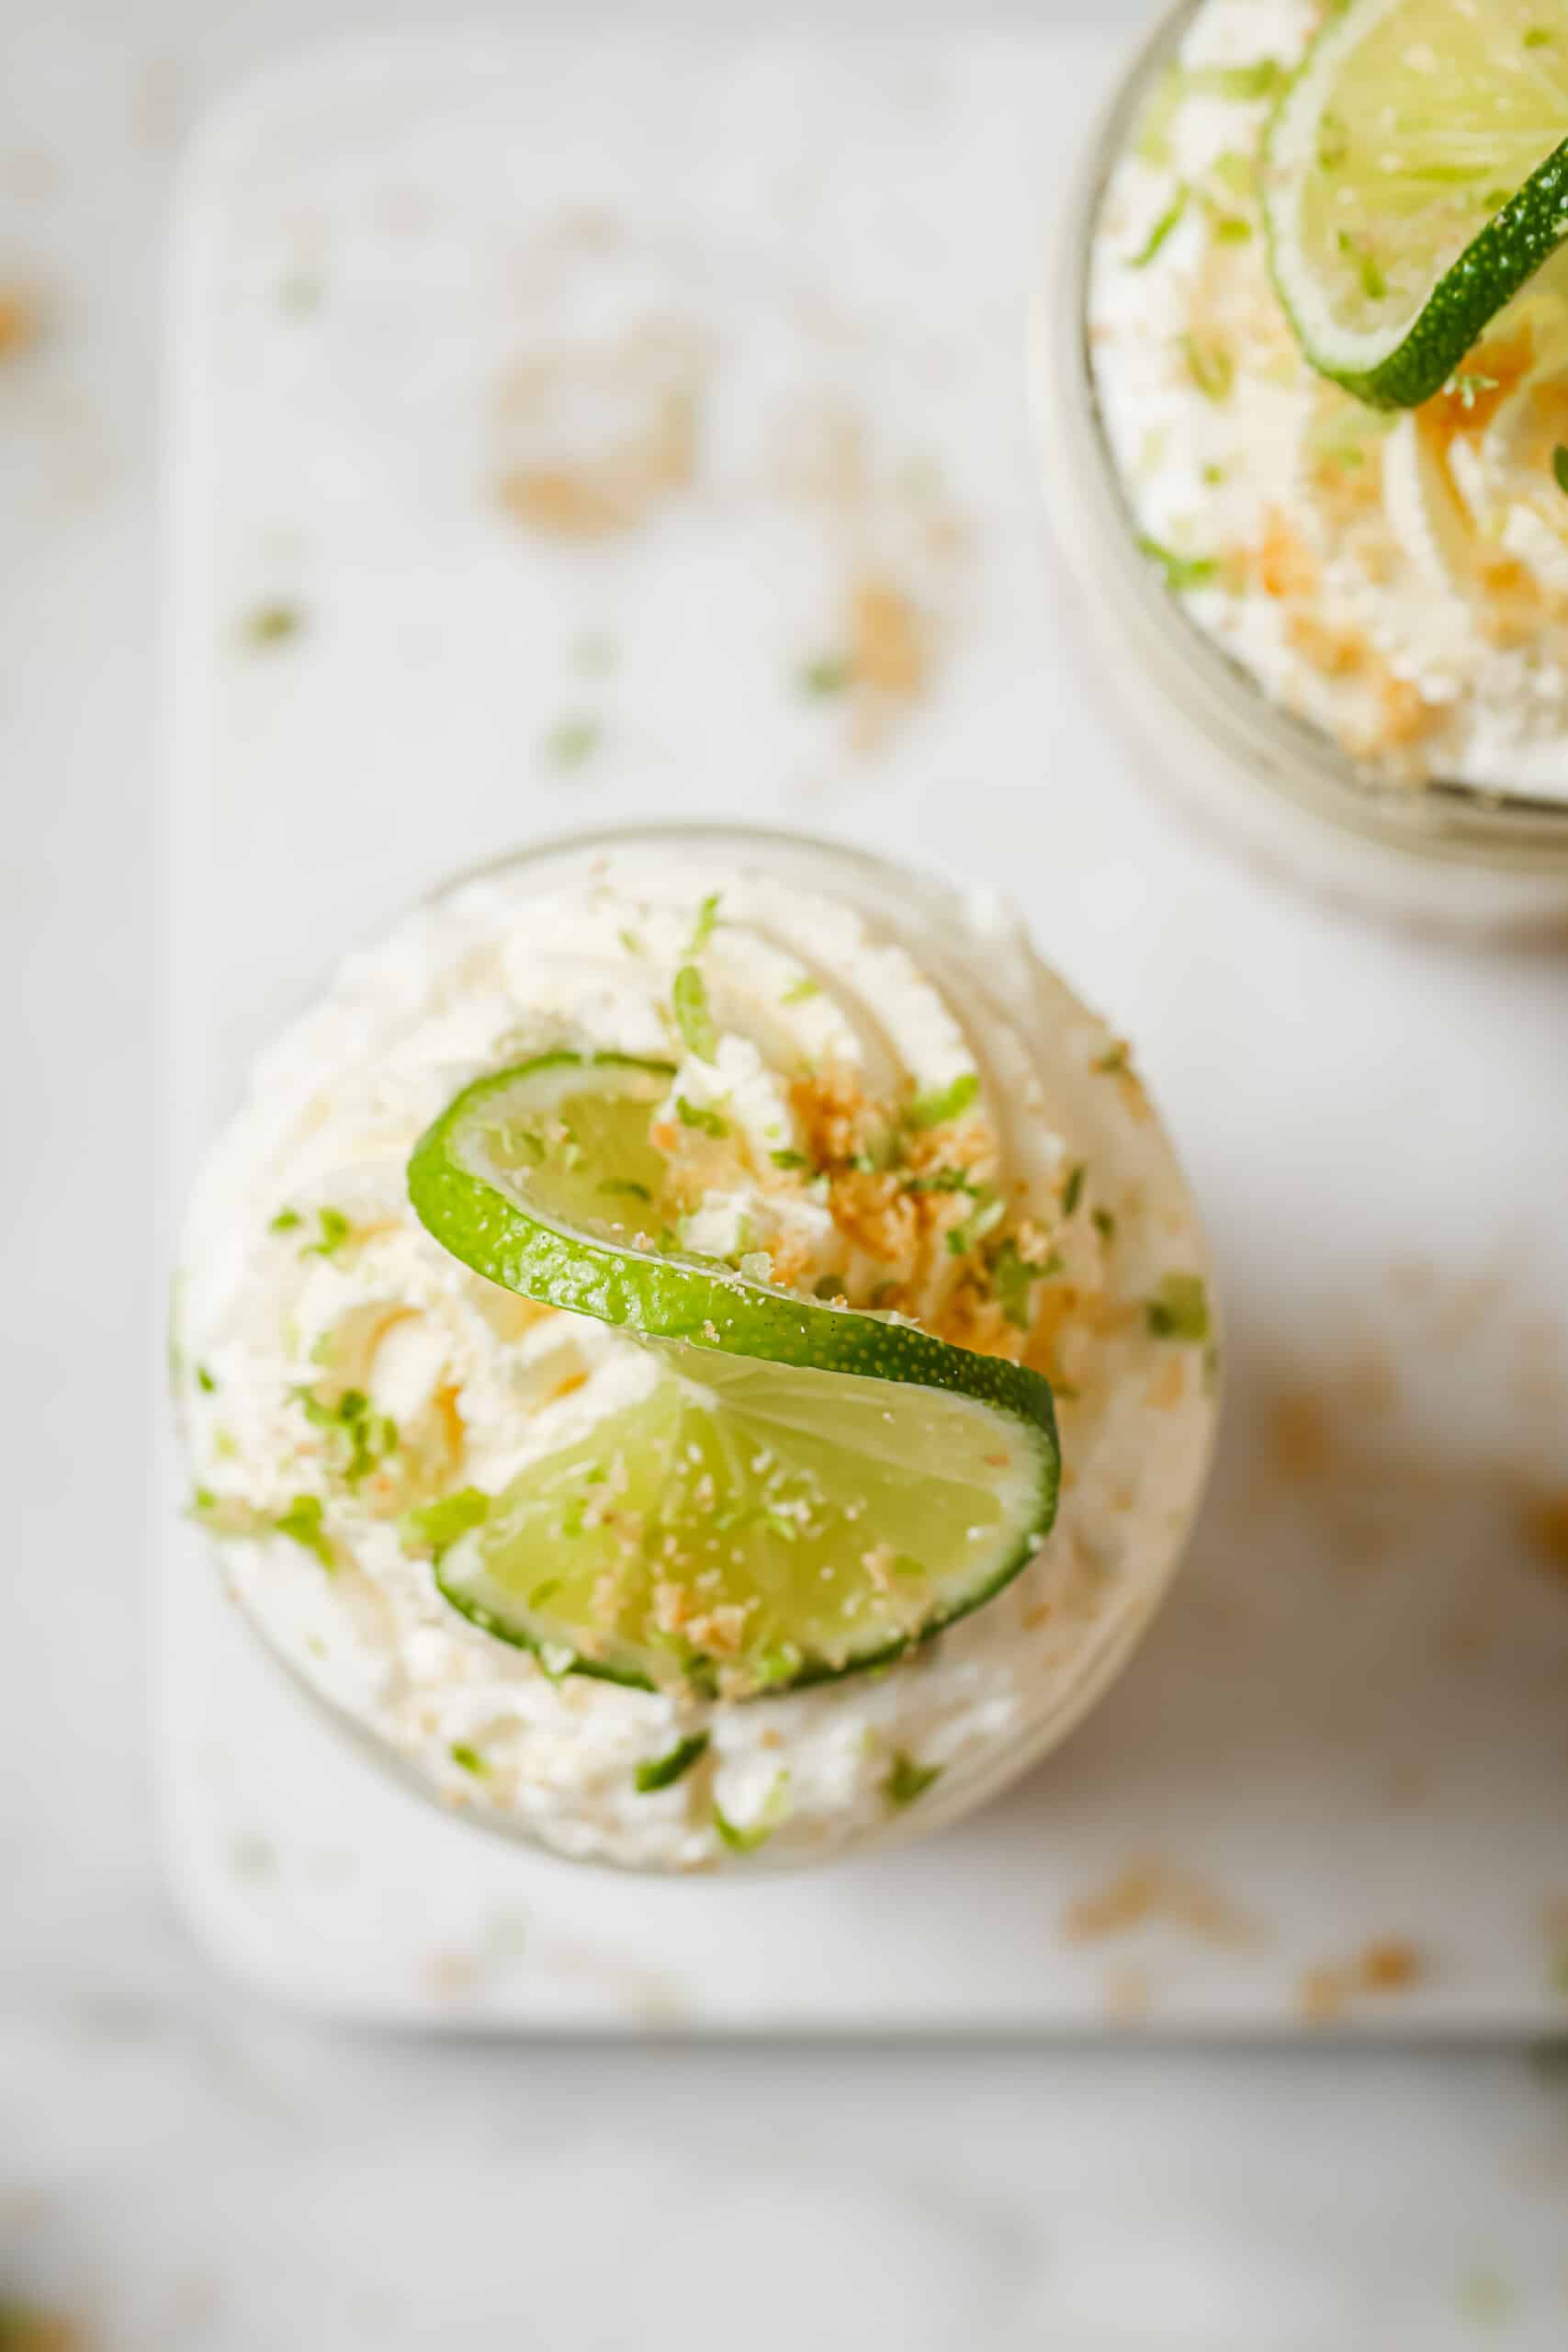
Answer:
[156,28,1568,2031]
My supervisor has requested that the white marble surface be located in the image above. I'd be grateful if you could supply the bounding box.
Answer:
[4,1,1568,2345]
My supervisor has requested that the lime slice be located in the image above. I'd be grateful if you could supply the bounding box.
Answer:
[409,1051,1052,1396]
[431,1336,1056,1699]
[1263,0,1568,408]
[406,1051,1060,1695]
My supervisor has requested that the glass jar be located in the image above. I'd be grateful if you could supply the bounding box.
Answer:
[175,822,1219,1872]
[1032,0,1568,939]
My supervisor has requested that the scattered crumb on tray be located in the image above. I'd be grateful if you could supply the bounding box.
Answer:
[494,321,709,540]
[1061,1860,1264,1951]
[0,287,39,359]
[423,1951,479,2002]
[1297,1937,1426,2025]
[1102,1962,1152,2024]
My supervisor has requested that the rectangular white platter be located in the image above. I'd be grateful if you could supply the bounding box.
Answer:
[156,27,1568,2032]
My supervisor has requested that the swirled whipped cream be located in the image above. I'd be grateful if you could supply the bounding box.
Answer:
[1089,0,1568,797]
[174,836,1215,1870]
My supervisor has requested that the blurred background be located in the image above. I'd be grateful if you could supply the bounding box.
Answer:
[4,0,1567,2345]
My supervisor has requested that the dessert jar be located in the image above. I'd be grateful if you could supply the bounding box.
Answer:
[173,823,1219,1871]
[1032,0,1568,939]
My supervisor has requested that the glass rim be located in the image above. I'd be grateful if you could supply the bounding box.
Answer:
[1032,0,1568,878]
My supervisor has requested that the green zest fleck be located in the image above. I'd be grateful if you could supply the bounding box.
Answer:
[800,653,850,696]
[1135,58,1281,166]
[1130,184,1189,268]
[1525,26,1553,48]
[1553,445,1568,497]
[304,1206,352,1259]
[990,1238,1043,1334]
[1146,1272,1211,1342]
[884,1750,943,1808]
[242,602,303,648]
[297,1385,398,1485]
[770,1148,809,1170]
[634,1729,711,1793]
[672,964,718,1062]
[813,1272,847,1300]
[450,1742,489,1778]
[400,1487,491,1563]
[1135,66,1186,164]
[1181,333,1235,403]
[780,976,820,1005]
[598,1177,652,1203]
[1093,1040,1130,1075]
[946,1194,1005,1260]
[1061,1162,1086,1217]
[687,891,721,955]
[905,1165,977,1197]
[713,1770,790,1853]
[907,1070,978,1130]
[196,1363,217,1395]
[275,1493,334,1572]
[1136,536,1216,593]
[268,1206,302,1235]
[1092,1205,1116,1244]
[542,716,601,770]
[676,1093,728,1138]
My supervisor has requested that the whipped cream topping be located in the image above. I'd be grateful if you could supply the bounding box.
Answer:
[175,837,1216,1869]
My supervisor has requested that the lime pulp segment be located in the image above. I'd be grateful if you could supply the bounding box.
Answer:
[1264,0,1568,407]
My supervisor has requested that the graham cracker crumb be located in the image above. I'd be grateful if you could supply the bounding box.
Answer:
[1062,1860,1264,1951]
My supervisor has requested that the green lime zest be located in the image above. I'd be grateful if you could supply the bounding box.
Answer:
[713,1770,790,1852]
[687,892,721,954]
[450,1742,489,1777]
[407,1052,1059,1699]
[400,1487,491,1562]
[275,1493,334,1571]
[884,1750,943,1808]
[634,1730,711,1792]
[1129,184,1190,268]
[1136,537,1217,593]
[1146,1273,1211,1342]
[906,1071,978,1129]
[303,1206,352,1259]
[672,965,718,1061]
[296,1385,397,1485]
